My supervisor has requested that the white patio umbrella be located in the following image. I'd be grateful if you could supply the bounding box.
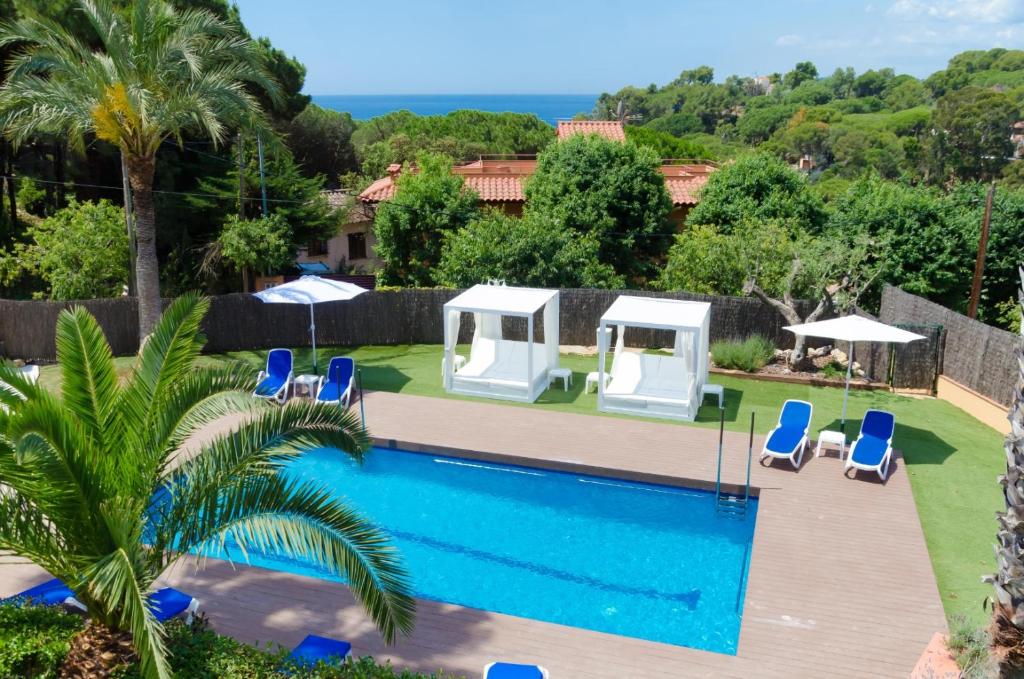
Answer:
[252,275,367,373]
[784,315,925,433]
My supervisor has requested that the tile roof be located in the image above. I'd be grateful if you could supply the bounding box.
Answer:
[556,120,626,141]
[659,164,715,206]
[358,176,397,202]
[357,158,715,207]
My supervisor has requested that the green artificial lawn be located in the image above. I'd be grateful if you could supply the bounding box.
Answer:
[36,343,1006,626]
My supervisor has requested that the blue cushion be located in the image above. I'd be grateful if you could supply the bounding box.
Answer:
[317,357,354,402]
[779,401,811,430]
[149,587,193,622]
[255,374,287,397]
[267,349,292,380]
[316,382,348,403]
[289,634,352,667]
[851,435,888,467]
[486,663,545,679]
[861,410,894,441]
[5,578,74,606]
[766,426,804,455]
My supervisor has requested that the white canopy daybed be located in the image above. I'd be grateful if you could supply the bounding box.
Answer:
[443,285,560,403]
[597,296,711,421]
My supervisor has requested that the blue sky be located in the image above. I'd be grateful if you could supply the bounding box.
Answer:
[233,0,1024,94]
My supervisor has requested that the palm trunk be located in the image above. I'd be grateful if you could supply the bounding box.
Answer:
[4,138,15,228]
[989,268,1024,675]
[125,155,161,341]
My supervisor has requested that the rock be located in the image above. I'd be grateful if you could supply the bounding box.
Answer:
[830,349,848,365]
[807,344,832,358]
[854,368,865,378]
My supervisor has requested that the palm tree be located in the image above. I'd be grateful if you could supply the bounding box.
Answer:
[0,295,414,679]
[989,267,1024,675]
[0,0,280,340]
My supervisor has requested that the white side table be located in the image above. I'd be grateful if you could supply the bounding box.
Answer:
[585,371,610,393]
[293,374,320,399]
[440,354,466,377]
[700,383,725,409]
[548,368,572,391]
[815,429,847,460]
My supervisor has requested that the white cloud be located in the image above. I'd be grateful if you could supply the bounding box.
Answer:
[887,0,1024,23]
[775,34,805,46]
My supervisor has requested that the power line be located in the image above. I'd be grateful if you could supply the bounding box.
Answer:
[0,173,307,205]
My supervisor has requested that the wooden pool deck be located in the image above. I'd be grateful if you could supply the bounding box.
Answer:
[2,390,946,678]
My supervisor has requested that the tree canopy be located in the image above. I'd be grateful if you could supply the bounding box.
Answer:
[524,134,673,283]
[437,211,623,289]
[373,153,480,287]
[686,154,826,233]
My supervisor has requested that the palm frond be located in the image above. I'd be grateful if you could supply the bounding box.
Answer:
[117,293,208,439]
[54,306,122,454]
[84,547,170,679]
[170,474,415,643]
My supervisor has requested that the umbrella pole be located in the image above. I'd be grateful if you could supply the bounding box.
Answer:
[309,304,317,374]
[841,340,853,434]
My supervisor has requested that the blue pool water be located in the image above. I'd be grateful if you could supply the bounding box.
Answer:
[214,447,757,654]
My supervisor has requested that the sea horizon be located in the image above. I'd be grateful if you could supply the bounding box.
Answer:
[312,93,599,125]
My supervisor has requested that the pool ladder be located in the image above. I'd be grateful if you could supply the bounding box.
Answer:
[715,410,753,517]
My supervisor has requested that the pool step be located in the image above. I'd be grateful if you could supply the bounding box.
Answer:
[713,410,754,519]
[716,494,748,516]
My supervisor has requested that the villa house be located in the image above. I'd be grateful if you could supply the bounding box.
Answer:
[294,189,381,274]
[296,119,717,274]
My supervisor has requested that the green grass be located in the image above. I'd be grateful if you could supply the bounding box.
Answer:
[36,343,1006,625]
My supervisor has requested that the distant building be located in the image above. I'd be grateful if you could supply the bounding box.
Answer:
[752,75,774,95]
[1012,121,1024,159]
[555,119,627,141]
[297,120,717,275]
[794,154,816,172]
[293,189,381,273]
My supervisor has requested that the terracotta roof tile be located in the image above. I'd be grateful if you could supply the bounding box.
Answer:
[659,164,714,205]
[358,158,715,207]
[359,176,397,202]
[556,120,626,141]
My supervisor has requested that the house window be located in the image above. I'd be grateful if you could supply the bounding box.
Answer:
[306,239,328,256]
[347,232,367,260]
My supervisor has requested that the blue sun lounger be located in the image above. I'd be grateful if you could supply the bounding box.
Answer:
[288,634,352,667]
[845,409,896,481]
[254,348,293,404]
[759,399,813,469]
[4,580,198,623]
[2,578,85,611]
[315,356,355,408]
[484,662,550,679]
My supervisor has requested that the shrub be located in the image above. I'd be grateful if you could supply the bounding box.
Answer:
[710,336,775,372]
[436,210,623,289]
[112,617,461,679]
[0,199,129,299]
[820,361,845,380]
[946,614,996,679]
[0,602,83,678]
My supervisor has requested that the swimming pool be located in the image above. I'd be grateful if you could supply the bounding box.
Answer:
[216,447,757,655]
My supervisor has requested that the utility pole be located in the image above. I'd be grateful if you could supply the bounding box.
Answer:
[967,181,995,319]
[256,134,268,217]
[237,133,246,219]
[120,152,137,297]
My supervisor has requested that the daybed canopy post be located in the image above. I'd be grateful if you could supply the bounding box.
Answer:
[598,319,608,407]
[544,295,559,372]
[444,309,461,389]
[527,313,535,400]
